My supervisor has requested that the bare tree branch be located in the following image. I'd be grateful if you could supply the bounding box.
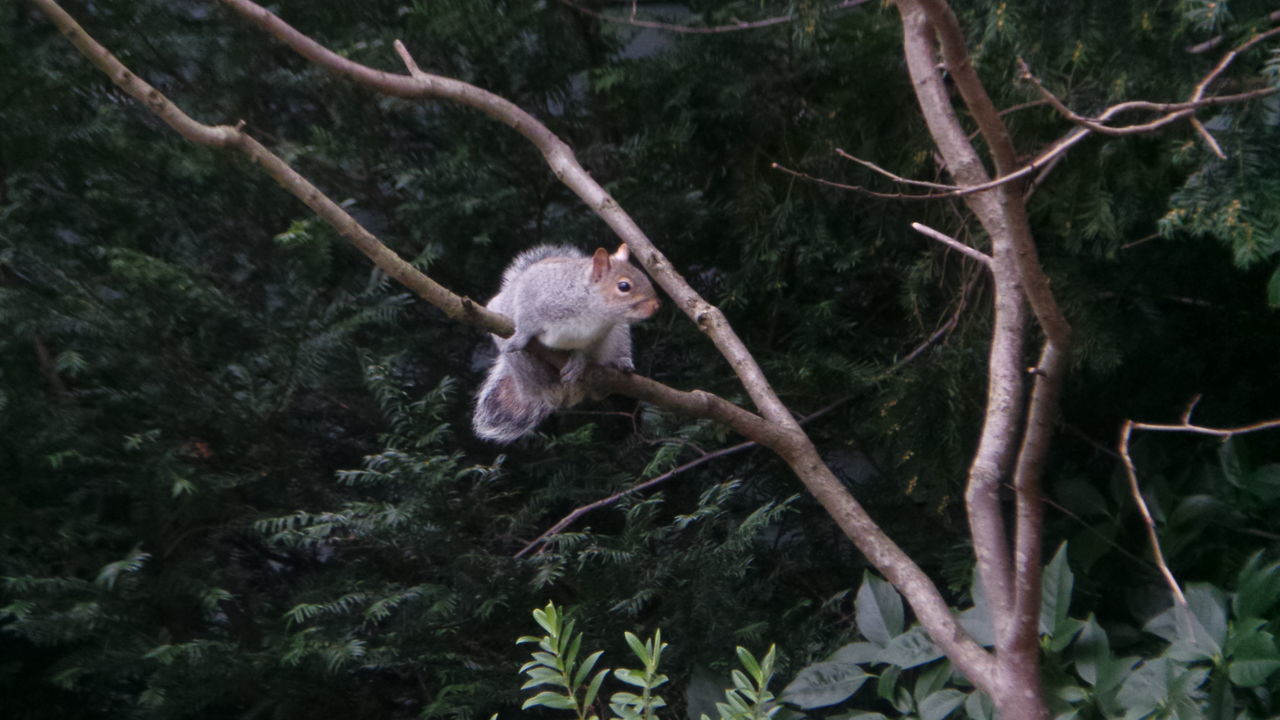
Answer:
[556,0,873,34]
[911,222,993,268]
[1118,396,1280,608]
[1018,25,1280,145]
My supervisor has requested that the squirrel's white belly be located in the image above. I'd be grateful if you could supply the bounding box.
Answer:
[539,317,610,350]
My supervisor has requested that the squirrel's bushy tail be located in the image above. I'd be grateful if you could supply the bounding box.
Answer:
[473,353,570,444]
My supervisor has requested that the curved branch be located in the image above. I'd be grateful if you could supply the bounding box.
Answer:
[1118,398,1280,609]
[1018,26,1280,143]
[557,0,873,34]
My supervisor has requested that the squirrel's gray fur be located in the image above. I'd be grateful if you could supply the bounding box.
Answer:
[473,243,660,443]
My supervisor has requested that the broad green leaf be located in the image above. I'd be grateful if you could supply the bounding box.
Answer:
[876,664,901,704]
[956,606,994,648]
[963,690,995,720]
[1049,618,1085,653]
[1245,464,1280,501]
[1267,263,1280,307]
[918,689,965,720]
[779,661,868,709]
[830,641,881,665]
[855,572,904,646]
[1233,552,1280,619]
[878,627,943,669]
[912,660,950,703]
[1144,585,1226,661]
[1073,616,1109,687]
[1039,543,1074,635]
[1227,625,1280,687]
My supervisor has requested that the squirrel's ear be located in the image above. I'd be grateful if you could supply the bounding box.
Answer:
[612,244,630,262]
[591,247,611,282]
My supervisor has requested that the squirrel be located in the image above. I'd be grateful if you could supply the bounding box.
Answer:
[472,243,661,443]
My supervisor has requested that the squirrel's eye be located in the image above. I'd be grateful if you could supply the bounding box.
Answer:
[617,281,632,292]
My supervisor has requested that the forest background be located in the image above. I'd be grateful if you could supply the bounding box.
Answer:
[3,1,1280,718]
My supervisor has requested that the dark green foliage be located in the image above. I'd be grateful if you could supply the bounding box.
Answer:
[3,1,1280,718]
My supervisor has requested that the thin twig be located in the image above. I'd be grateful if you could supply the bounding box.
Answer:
[1017,25,1280,144]
[513,439,758,558]
[557,0,872,34]
[770,161,949,200]
[1121,232,1162,250]
[836,148,957,191]
[1119,395,1280,608]
[911,222,993,268]
[1189,117,1226,159]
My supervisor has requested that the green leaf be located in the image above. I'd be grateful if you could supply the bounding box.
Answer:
[1245,463,1280,501]
[1266,263,1280,307]
[918,689,965,720]
[533,604,559,636]
[1039,543,1074,635]
[1144,585,1226,661]
[624,631,648,663]
[878,627,943,669]
[736,647,763,684]
[779,661,868,709]
[522,690,577,711]
[912,661,950,704]
[855,572,904,646]
[964,690,995,720]
[584,667,610,708]
[614,668,646,688]
[1227,624,1280,687]
[1233,552,1280,619]
[830,641,881,665]
[574,649,604,689]
[876,665,902,705]
[1218,439,1244,487]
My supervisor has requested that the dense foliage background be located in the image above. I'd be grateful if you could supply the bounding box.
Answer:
[3,1,1279,718]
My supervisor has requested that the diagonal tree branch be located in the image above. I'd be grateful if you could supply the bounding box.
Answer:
[26,0,510,339]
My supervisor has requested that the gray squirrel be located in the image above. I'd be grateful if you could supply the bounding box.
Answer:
[472,243,661,443]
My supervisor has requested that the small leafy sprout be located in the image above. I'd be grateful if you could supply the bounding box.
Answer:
[518,602,610,720]
[702,646,782,720]
[610,630,669,720]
